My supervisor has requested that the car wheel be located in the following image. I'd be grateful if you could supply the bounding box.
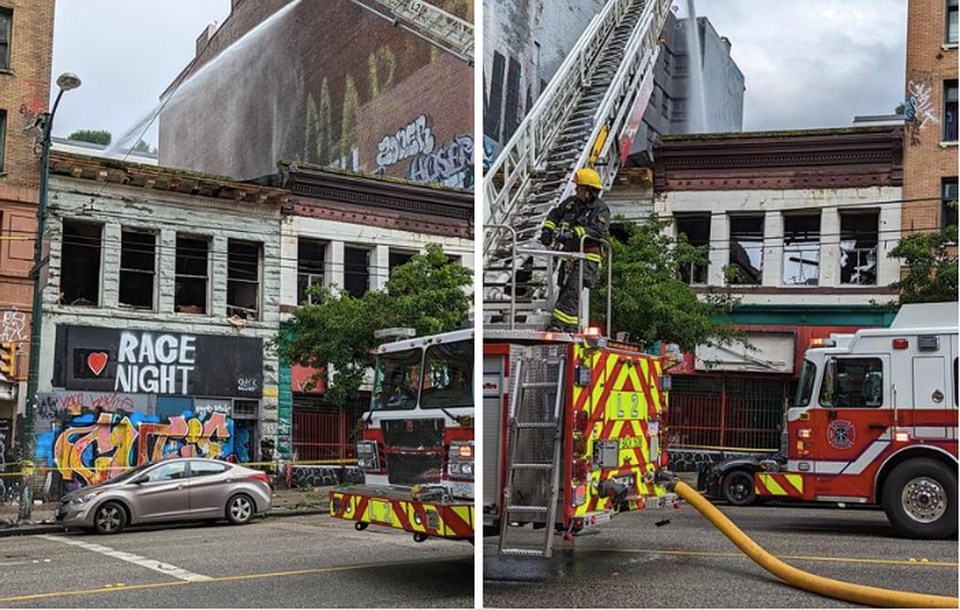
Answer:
[721,470,756,506]
[883,459,957,540]
[93,501,127,535]
[226,494,255,525]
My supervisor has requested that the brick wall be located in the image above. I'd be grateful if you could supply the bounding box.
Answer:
[158,0,474,186]
[902,0,958,234]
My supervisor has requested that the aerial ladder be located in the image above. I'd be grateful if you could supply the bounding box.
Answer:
[346,0,474,64]
[484,0,670,330]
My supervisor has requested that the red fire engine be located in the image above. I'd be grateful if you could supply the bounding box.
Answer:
[330,328,474,542]
[706,302,958,539]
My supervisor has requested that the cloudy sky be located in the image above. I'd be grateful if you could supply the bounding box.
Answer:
[51,1,230,146]
[50,0,908,143]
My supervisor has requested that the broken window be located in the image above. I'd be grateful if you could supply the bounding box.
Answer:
[943,178,958,229]
[343,246,370,298]
[227,240,260,319]
[297,238,325,305]
[782,214,821,286]
[60,220,102,306]
[675,213,709,285]
[119,231,156,309]
[175,235,208,314]
[727,215,764,285]
[388,250,415,276]
[839,211,879,286]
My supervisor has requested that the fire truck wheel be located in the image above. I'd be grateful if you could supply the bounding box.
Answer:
[883,459,957,540]
[721,470,756,506]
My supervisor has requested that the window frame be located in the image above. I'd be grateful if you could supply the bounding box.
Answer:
[118,229,157,311]
[944,79,958,143]
[175,234,210,314]
[227,239,262,320]
[0,8,11,72]
[948,0,958,45]
[818,357,885,409]
[297,238,326,305]
[942,178,958,229]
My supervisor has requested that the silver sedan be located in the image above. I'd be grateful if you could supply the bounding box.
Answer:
[55,457,273,534]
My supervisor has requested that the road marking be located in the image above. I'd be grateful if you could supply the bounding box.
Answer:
[37,535,212,582]
[580,547,959,568]
[0,555,472,604]
[0,559,52,567]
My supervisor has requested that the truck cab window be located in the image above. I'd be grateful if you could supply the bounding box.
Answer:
[421,342,472,409]
[819,357,883,408]
[372,348,421,410]
[795,360,817,407]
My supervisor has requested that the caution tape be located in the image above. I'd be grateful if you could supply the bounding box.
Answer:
[0,458,357,477]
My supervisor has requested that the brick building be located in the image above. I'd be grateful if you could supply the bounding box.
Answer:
[0,0,55,455]
[158,0,474,188]
[902,0,958,235]
[35,151,286,496]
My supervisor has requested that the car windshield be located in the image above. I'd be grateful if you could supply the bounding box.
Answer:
[421,341,472,409]
[795,359,817,407]
[372,348,422,410]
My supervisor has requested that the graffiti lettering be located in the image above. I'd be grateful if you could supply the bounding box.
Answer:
[1,309,27,342]
[37,392,138,419]
[237,377,259,393]
[376,115,435,168]
[905,79,939,145]
[406,134,474,188]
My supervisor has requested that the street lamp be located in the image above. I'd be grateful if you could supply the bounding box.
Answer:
[18,72,81,521]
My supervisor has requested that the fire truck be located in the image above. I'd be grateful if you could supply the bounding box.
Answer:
[701,302,958,539]
[329,328,474,542]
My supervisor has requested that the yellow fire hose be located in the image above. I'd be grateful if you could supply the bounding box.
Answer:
[669,480,959,608]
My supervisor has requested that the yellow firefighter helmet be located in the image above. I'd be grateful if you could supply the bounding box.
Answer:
[573,167,603,190]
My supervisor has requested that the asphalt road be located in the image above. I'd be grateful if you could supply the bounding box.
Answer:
[483,502,958,608]
[0,514,473,608]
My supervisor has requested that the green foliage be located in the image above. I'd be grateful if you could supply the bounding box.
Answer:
[887,225,958,304]
[275,244,472,407]
[68,129,112,146]
[590,218,742,352]
[131,139,156,155]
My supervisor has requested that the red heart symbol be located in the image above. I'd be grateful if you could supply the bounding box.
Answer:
[87,352,108,376]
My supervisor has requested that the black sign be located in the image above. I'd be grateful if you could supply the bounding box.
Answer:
[54,326,263,398]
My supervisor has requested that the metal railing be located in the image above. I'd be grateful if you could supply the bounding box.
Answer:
[347,0,474,63]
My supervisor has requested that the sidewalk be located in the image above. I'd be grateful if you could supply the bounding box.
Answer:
[0,485,335,538]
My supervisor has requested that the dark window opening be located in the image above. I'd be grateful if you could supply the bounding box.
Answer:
[227,240,260,320]
[344,246,370,298]
[949,0,958,44]
[675,213,709,285]
[945,80,958,142]
[297,238,325,305]
[0,110,6,172]
[0,9,10,71]
[119,231,155,310]
[783,214,820,286]
[839,211,879,285]
[728,215,764,285]
[389,250,415,276]
[175,236,208,314]
[60,220,102,307]
[943,178,958,229]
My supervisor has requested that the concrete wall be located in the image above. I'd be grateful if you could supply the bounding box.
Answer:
[159,0,474,187]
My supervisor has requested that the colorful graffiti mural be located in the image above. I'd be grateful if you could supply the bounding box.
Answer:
[37,409,234,488]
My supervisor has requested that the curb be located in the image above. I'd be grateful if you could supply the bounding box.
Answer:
[0,506,330,538]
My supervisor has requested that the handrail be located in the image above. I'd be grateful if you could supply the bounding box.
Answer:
[485,224,519,328]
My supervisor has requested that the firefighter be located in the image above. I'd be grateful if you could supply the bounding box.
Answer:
[538,167,610,332]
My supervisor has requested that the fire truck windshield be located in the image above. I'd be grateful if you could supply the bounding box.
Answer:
[795,359,816,407]
[421,341,472,409]
[372,348,421,410]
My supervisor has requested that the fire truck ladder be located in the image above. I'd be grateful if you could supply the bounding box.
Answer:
[498,349,566,558]
[484,0,669,329]
[346,0,474,64]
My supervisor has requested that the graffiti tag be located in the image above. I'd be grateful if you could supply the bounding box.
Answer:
[376,115,435,168]
[0,309,27,342]
[406,134,474,188]
[905,79,939,145]
[237,377,259,393]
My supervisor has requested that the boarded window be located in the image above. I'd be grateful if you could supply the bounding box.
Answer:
[839,211,879,285]
[782,214,820,286]
[728,215,764,285]
[297,238,325,305]
[675,213,709,285]
[344,246,369,298]
[60,220,102,306]
[119,231,155,309]
[175,236,208,314]
[227,240,260,319]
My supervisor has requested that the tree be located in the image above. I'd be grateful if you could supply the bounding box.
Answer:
[68,129,112,146]
[275,244,472,407]
[589,218,742,352]
[131,139,157,155]
[887,225,958,304]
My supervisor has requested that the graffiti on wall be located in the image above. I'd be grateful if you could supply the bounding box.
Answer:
[406,134,474,189]
[0,309,27,342]
[376,115,436,168]
[904,75,939,145]
[38,409,233,487]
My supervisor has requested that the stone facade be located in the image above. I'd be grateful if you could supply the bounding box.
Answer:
[35,152,287,489]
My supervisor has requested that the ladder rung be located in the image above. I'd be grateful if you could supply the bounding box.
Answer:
[512,463,554,470]
[521,381,557,388]
[514,422,556,429]
[500,548,546,557]
[507,505,548,513]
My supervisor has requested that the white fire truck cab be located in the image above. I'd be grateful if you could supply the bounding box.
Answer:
[755,302,958,539]
[330,328,474,542]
